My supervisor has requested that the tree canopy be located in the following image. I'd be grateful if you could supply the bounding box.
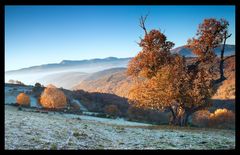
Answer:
[127,16,231,126]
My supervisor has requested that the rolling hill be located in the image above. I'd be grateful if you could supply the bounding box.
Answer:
[73,67,133,97]
[5,57,131,86]
[35,72,89,89]
[74,56,235,101]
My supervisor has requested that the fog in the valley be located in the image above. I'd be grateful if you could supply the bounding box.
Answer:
[5,61,130,89]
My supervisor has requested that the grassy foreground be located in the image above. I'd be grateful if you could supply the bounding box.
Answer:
[4,105,235,150]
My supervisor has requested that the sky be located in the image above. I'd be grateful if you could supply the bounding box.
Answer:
[5,5,235,71]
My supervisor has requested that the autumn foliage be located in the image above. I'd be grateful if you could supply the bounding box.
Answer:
[192,108,235,129]
[186,18,229,61]
[209,108,235,128]
[127,16,232,126]
[127,29,174,79]
[186,18,231,83]
[40,84,67,109]
[16,93,30,106]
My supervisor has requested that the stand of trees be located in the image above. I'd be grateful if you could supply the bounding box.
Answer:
[127,16,231,126]
[8,79,25,85]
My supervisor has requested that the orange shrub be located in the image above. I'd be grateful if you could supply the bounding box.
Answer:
[192,108,235,129]
[192,110,211,127]
[209,108,235,129]
[16,93,30,106]
[40,84,67,109]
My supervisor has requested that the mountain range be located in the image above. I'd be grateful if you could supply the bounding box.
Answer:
[171,44,235,57]
[5,44,235,87]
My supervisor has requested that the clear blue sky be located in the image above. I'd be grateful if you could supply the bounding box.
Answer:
[5,5,235,71]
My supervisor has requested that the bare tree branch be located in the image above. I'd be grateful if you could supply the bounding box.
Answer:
[139,14,149,35]
[226,33,232,39]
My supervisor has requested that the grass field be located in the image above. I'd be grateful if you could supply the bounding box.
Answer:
[4,105,235,150]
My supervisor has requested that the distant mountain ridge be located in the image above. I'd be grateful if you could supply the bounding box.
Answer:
[6,57,131,74]
[5,44,235,86]
[5,56,132,86]
[59,57,123,65]
[171,44,235,57]
[6,44,235,74]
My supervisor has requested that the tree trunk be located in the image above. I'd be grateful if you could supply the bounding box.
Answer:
[169,107,176,125]
[219,34,227,81]
[184,113,190,126]
[169,107,190,126]
[214,33,231,85]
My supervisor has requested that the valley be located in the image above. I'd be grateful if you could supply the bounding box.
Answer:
[4,6,236,150]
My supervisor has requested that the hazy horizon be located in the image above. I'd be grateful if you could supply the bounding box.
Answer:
[5,56,131,72]
[5,43,236,72]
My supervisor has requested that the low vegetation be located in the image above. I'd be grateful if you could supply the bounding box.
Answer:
[6,79,235,130]
[16,93,30,107]
[40,84,67,109]
[104,104,120,118]
[192,108,235,129]
[4,105,235,150]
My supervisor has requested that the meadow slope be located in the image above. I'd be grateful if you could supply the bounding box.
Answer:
[5,105,235,150]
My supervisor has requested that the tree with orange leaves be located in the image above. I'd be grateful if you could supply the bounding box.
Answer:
[127,16,231,126]
[129,53,215,126]
[127,15,174,79]
[40,84,67,109]
[16,93,30,107]
[186,18,231,83]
